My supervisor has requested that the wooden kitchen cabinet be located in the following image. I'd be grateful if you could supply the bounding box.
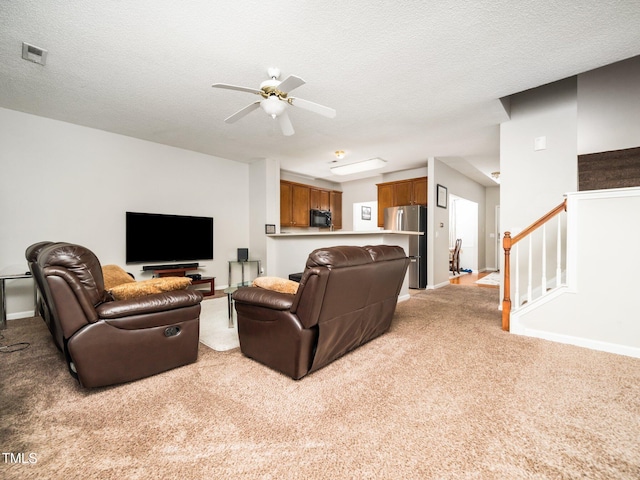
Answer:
[377,183,395,227]
[310,188,331,211]
[281,180,341,229]
[412,177,428,205]
[330,191,342,229]
[376,176,428,227]
[280,181,310,227]
[393,180,413,206]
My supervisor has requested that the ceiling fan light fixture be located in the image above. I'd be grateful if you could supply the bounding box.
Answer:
[212,68,334,134]
[330,157,387,176]
[261,95,286,118]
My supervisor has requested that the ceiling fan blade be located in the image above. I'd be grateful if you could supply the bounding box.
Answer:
[288,97,336,118]
[277,75,305,94]
[278,111,295,136]
[224,101,261,123]
[212,83,263,95]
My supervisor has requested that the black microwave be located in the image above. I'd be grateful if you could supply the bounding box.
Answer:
[310,209,332,228]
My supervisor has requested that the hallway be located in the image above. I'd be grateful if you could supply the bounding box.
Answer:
[449,272,499,288]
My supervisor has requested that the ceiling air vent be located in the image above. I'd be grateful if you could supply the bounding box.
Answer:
[22,42,48,65]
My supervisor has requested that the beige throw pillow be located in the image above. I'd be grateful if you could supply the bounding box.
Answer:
[109,277,192,300]
[102,264,136,290]
[252,276,299,295]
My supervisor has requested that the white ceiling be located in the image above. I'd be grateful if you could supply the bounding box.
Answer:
[2,1,640,186]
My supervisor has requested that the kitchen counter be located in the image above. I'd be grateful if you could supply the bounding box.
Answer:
[270,229,423,237]
[266,230,421,301]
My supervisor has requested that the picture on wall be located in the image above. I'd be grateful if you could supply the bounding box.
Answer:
[437,184,448,209]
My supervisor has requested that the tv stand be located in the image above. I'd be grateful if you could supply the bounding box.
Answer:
[143,262,199,272]
[151,267,215,297]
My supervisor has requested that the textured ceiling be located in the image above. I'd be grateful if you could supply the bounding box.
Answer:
[2,1,640,186]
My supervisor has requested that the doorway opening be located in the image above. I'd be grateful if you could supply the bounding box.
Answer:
[449,195,478,273]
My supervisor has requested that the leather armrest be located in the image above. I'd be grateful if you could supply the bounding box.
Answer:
[232,287,294,311]
[96,290,203,319]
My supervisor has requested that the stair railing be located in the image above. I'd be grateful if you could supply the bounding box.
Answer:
[502,199,567,331]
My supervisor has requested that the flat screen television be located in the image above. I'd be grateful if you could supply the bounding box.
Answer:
[126,211,214,264]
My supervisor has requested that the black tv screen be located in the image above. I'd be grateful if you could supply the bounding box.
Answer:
[126,212,214,264]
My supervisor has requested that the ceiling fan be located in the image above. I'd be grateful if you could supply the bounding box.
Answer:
[212,67,336,136]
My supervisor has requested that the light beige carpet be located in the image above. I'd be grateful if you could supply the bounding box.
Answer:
[1,286,639,479]
[199,296,239,351]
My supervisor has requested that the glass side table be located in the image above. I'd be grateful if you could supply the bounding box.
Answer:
[0,273,36,330]
[223,282,252,328]
[227,260,261,286]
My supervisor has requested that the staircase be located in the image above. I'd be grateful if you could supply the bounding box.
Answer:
[502,187,640,359]
[502,199,567,331]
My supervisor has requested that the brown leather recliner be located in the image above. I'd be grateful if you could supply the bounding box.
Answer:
[34,242,203,388]
[232,245,410,379]
[25,241,58,347]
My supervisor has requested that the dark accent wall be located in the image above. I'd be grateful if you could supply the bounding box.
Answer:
[578,146,640,191]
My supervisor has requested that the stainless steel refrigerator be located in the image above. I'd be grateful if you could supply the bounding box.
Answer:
[384,205,427,288]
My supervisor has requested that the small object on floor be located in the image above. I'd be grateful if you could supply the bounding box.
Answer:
[0,333,30,353]
[461,268,472,273]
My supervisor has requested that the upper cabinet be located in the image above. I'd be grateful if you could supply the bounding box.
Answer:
[310,188,331,211]
[280,180,342,229]
[376,176,428,227]
[411,177,428,205]
[330,191,342,230]
[280,181,310,227]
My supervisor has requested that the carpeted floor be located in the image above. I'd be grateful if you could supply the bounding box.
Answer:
[1,286,639,479]
[199,296,239,351]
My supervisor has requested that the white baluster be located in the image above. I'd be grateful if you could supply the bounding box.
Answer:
[541,224,547,295]
[527,235,533,303]
[556,215,562,287]
[515,243,520,309]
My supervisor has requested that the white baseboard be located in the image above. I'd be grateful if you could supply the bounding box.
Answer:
[428,280,451,290]
[512,328,640,359]
[397,293,411,303]
[6,310,36,320]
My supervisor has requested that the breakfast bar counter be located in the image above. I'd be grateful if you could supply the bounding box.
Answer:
[265,230,422,301]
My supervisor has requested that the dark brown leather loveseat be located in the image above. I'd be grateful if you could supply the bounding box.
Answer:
[28,242,203,388]
[232,245,410,379]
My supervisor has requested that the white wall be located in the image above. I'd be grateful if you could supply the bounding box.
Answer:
[503,56,640,356]
[0,108,249,318]
[499,78,577,301]
[429,159,487,288]
[485,186,500,270]
[578,55,640,155]
[249,158,279,275]
[341,177,380,231]
[352,202,378,231]
[381,166,428,184]
[340,166,428,231]
[500,77,578,233]
[512,188,640,358]
[280,171,340,191]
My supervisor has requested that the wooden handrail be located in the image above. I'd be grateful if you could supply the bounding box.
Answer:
[501,199,567,331]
